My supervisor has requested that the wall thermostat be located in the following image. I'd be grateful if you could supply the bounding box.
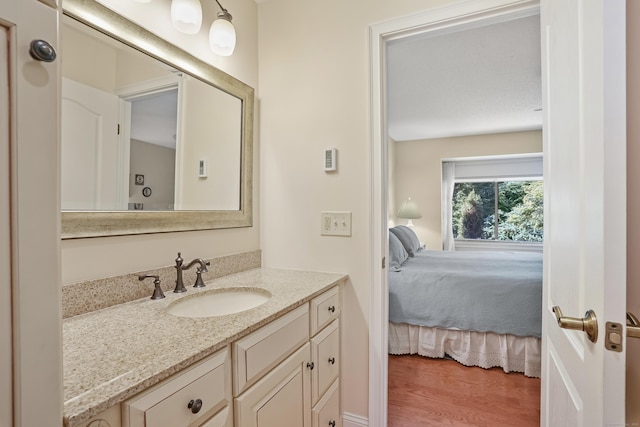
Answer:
[324,148,336,172]
[198,159,208,178]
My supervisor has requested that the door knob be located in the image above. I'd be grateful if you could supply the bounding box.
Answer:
[627,312,640,338]
[552,306,598,343]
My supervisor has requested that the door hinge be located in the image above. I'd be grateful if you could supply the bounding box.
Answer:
[382,256,386,269]
[117,124,120,135]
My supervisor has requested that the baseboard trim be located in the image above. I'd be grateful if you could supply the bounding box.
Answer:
[343,412,368,427]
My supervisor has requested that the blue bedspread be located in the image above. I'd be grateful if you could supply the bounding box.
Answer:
[388,250,543,338]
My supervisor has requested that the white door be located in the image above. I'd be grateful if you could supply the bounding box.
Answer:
[541,0,626,425]
[62,77,120,210]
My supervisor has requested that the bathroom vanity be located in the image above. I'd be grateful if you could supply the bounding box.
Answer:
[63,268,346,427]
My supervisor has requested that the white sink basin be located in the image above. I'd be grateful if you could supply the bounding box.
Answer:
[167,288,271,318]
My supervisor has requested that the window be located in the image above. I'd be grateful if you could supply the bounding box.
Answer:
[442,154,543,249]
[452,180,543,242]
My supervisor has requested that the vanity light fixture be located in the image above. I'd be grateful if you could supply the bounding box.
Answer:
[164,0,236,55]
[397,197,422,227]
[170,0,203,35]
[209,0,236,56]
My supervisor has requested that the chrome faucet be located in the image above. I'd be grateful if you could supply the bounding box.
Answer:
[182,258,210,288]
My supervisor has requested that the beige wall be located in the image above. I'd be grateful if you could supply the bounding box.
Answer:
[178,76,242,210]
[393,130,542,250]
[627,0,640,421]
[61,23,117,92]
[61,0,259,285]
[257,0,453,419]
[62,22,170,92]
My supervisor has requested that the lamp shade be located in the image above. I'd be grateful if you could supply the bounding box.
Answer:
[397,198,422,219]
[209,12,236,56]
[170,0,202,35]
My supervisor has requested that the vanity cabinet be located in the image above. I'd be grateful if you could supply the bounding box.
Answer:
[122,347,232,427]
[233,286,341,427]
[67,284,341,427]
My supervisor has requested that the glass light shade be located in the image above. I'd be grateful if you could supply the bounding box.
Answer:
[170,0,202,35]
[209,16,236,56]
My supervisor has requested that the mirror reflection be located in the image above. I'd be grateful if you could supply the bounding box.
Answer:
[61,17,241,212]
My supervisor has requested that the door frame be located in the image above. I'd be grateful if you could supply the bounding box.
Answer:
[116,75,181,209]
[368,1,540,425]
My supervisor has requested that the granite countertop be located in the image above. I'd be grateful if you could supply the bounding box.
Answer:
[63,267,347,427]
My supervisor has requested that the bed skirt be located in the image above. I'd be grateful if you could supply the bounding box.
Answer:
[388,322,541,378]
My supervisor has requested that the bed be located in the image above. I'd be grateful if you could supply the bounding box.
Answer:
[388,225,542,377]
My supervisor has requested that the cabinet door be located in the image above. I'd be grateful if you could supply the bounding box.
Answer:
[75,405,121,427]
[312,380,340,427]
[0,1,61,426]
[235,343,311,427]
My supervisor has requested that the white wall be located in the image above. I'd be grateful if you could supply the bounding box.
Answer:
[60,0,259,285]
[393,130,542,250]
[257,0,454,419]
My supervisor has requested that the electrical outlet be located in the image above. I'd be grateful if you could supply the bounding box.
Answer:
[321,212,352,236]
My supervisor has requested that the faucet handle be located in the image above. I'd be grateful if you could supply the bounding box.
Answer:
[200,260,211,273]
[194,267,206,288]
[193,261,210,288]
[139,274,165,300]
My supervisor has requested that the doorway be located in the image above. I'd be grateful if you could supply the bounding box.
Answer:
[368,1,542,425]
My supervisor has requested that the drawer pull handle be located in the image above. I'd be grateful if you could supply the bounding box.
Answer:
[328,305,336,313]
[307,362,315,370]
[188,398,203,414]
[329,421,336,427]
[328,357,336,365]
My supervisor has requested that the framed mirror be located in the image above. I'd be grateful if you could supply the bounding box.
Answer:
[61,0,253,239]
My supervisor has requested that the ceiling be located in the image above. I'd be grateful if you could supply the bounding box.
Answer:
[386,14,542,142]
[130,89,178,149]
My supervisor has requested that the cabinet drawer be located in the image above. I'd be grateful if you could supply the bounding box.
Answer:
[310,286,340,336]
[233,304,309,396]
[311,319,339,405]
[123,347,231,427]
[312,379,340,427]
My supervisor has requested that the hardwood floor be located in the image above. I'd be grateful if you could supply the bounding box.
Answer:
[388,355,541,427]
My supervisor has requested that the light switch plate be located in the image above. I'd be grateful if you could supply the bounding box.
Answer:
[321,212,352,236]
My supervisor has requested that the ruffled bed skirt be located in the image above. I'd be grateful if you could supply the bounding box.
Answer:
[388,322,541,378]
